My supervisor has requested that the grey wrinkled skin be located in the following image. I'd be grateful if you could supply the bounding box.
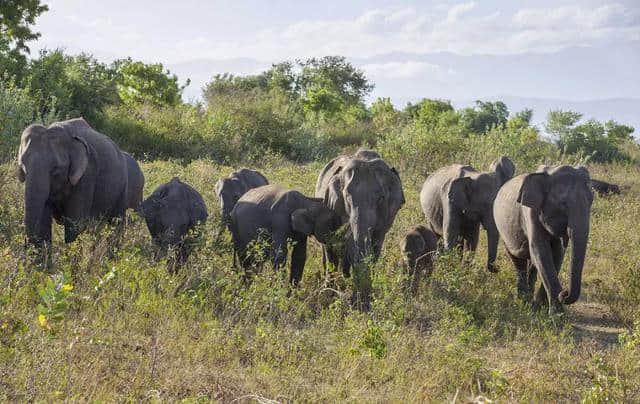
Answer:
[123,152,144,210]
[315,150,405,306]
[17,118,129,248]
[400,224,438,293]
[229,185,341,285]
[215,168,268,228]
[139,177,208,271]
[494,165,593,314]
[419,156,515,273]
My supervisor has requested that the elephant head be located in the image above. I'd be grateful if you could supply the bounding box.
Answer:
[517,166,593,305]
[446,156,515,272]
[17,123,90,246]
[291,199,342,244]
[325,158,405,266]
[215,178,245,226]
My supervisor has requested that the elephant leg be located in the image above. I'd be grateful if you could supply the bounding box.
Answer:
[442,205,463,251]
[528,230,563,313]
[463,223,480,252]
[509,252,532,301]
[536,237,565,307]
[270,233,288,271]
[289,237,307,286]
[527,260,537,296]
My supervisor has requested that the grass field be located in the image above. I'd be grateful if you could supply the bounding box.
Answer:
[1,157,639,402]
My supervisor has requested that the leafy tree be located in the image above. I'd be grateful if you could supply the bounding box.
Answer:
[0,0,48,79]
[297,56,373,106]
[545,110,582,139]
[113,58,188,106]
[459,100,509,135]
[546,109,635,162]
[26,49,120,121]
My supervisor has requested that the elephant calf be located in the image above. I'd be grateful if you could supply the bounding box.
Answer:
[215,168,268,228]
[400,225,438,291]
[230,184,341,285]
[139,177,208,271]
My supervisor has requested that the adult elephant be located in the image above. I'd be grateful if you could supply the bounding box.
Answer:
[494,165,593,314]
[230,185,341,285]
[17,118,129,248]
[315,150,404,307]
[419,156,515,273]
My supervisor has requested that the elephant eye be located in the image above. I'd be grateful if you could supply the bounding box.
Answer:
[376,195,385,206]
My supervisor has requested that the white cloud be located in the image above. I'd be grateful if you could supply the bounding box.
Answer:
[34,1,640,64]
[362,61,454,79]
[186,2,639,60]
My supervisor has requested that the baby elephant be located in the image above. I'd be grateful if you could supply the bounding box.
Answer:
[230,184,341,285]
[400,225,438,291]
[215,168,268,228]
[139,177,208,271]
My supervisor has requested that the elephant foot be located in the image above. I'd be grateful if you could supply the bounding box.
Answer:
[487,262,499,273]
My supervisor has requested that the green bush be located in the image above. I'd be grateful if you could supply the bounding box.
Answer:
[0,79,59,162]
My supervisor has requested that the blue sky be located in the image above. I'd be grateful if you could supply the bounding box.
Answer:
[33,1,640,110]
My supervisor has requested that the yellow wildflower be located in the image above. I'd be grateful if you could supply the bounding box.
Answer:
[38,314,50,330]
[61,284,73,292]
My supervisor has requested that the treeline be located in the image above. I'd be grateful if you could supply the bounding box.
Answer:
[1,49,637,169]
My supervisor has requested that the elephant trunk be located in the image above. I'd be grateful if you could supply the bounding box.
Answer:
[483,213,500,273]
[24,170,51,246]
[561,205,590,305]
[349,207,374,309]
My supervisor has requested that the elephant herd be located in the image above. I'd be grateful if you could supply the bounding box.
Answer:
[16,118,622,314]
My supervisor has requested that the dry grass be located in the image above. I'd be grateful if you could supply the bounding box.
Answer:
[1,158,639,402]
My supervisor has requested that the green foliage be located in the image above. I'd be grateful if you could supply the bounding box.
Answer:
[36,271,73,334]
[26,49,120,121]
[459,100,509,135]
[358,320,387,359]
[546,110,635,163]
[113,57,189,106]
[0,78,59,161]
[0,0,48,79]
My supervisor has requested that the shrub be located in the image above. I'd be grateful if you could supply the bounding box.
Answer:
[0,79,59,162]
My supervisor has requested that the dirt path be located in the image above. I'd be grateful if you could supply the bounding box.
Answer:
[569,301,627,347]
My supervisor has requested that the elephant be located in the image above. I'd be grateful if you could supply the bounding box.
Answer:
[315,150,405,307]
[138,177,208,271]
[124,152,144,210]
[17,118,130,249]
[493,165,593,314]
[589,179,620,196]
[400,224,438,292]
[419,156,515,273]
[215,168,268,228]
[229,184,342,285]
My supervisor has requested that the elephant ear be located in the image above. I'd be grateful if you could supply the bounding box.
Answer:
[68,135,89,186]
[448,177,473,213]
[325,174,346,219]
[490,156,515,185]
[291,208,314,236]
[517,172,548,209]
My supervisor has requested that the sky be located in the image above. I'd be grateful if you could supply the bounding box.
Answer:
[31,0,640,125]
